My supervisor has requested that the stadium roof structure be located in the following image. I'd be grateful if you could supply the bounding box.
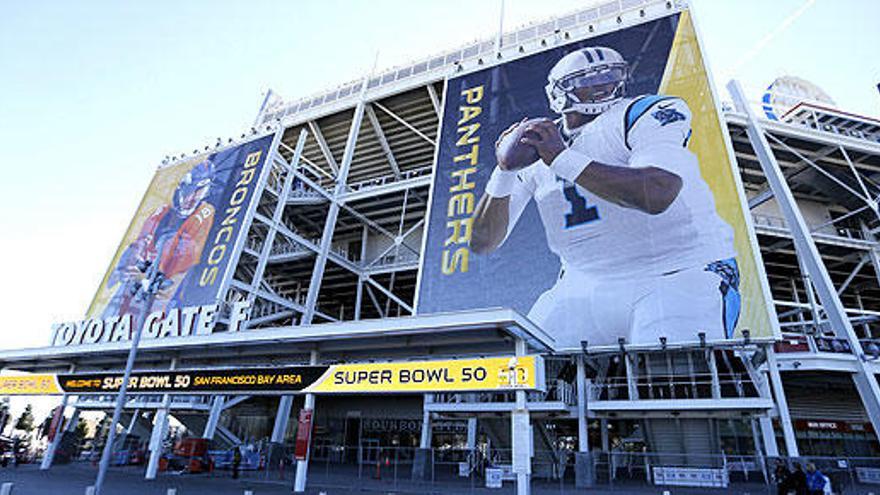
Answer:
[0,308,554,374]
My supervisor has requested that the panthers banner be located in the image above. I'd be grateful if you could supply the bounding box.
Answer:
[417,10,777,351]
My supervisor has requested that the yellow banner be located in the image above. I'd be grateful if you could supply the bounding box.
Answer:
[306,356,542,394]
[0,375,61,395]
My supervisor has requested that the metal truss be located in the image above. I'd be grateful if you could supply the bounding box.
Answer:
[215,79,440,331]
[729,81,880,447]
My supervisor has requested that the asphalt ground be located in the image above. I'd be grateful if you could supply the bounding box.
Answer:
[0,462,852,495]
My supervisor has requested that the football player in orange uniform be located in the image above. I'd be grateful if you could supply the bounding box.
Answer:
[102,159,216,319]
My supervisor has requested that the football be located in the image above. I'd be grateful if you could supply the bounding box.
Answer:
[495,119,543,170]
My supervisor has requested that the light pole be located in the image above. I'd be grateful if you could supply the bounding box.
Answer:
[93,250,166,495]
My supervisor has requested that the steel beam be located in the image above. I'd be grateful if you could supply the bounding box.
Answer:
[246,129,309,315]
[203,396,225,440]
[372,101,435,146]
[748,145,838,209]
[145,358,177,480]
[838,255,868,296]
[308,121,340,175]
[366,104,402,179]
[730,80,880,446]
[426,83,442,116]
[303,78,369,325]
[271,396,294,443]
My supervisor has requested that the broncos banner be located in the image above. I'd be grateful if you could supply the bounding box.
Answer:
[417,10,777,351]
[0,356,542,395]
[86,135,274,325]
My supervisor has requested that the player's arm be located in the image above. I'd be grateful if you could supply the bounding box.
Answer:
[471,123,534,254]
[522,119,682,215]
[471,171,533,254]
[574,160,681,215]
[471,193,509,255]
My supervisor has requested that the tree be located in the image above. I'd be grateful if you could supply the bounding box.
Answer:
[75,417,89,440]
[93,416,110,440]
[14,404,34,434]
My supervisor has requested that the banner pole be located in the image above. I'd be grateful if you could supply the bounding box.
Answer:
[494,0,505,54]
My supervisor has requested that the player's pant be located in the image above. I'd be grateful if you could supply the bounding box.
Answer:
[527,258,740,349]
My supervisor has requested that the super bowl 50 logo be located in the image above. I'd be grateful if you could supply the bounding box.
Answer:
[497,358,530,388]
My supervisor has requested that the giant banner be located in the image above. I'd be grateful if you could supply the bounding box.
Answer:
[86,135,274,324]
[417,10,776,350]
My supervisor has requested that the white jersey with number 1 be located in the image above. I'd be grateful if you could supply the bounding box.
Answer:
[504,94,735,278]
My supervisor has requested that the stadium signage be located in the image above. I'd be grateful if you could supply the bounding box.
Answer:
[198,148,263,288]
[0,356,543,395]
[49,300,252,347]
[439,84,485,276]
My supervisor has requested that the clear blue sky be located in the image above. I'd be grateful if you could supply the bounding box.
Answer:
[0,0,877,418]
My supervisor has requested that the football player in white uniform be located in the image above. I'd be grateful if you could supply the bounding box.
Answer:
[471,46,740,349]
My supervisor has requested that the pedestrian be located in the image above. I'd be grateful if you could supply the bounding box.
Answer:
[805,462,827,495]
[232,445,241,480]
[790,462,807,495]
[774,459,792,495]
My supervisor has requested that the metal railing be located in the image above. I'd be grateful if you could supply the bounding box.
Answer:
[258,0,665,126]
[775,333,880,360]
[433,380,577,407]
[752,213,867,241]
[589,372,759,401]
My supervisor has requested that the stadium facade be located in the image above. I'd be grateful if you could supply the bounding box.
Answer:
[3,0,880,492]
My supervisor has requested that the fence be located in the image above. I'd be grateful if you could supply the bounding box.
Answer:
[195,446,880,494]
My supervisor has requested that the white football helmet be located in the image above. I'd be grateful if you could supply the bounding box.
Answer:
[545,46,628,115]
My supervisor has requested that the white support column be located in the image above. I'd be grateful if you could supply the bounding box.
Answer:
[759,415,779,457]
[600,420,609,452]
[708,349,722,399]
[146,358,177,480]
[466,418,477,449]
[271,396,294,444]
[512,338,531,495]
[293,350,319,493]
[126,409,140,435]
[864,233,880,292]
[624,353,639,400]
[765,346,798,457]
[575,355,594,488]
[730,80,880,445]
[354,226,368,321]
[576,356,589,452]
[751,419,770,482]
[752,354,781,457]
[203,397,225,440]
[419,394,433,449]
[65,408,80,434]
